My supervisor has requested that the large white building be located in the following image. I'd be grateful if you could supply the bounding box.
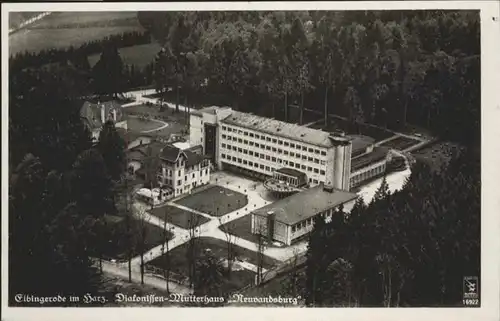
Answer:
[190,106,352,191]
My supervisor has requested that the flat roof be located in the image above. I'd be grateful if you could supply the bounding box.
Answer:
[351,147,389,172]
[252,185,358,226]
[275,167,306,178]
[350,135,375,153]
[222,111,350,148]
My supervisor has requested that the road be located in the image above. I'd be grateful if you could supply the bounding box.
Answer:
[99,260,191,295]
[122,89,191,114]
[9,12,52,35]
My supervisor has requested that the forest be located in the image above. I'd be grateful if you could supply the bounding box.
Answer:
[8,10,480,306]
[141,10,479,144]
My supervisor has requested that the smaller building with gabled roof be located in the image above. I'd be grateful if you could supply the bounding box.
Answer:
[80,100,127,142]
[128,139,211,199]
[157,143,211,197]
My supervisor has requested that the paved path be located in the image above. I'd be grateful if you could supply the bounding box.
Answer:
[9,12,52,34]
[100,260,191,294]
[121,89,191,115]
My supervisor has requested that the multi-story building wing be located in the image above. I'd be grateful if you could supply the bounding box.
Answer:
[190,106,352,191]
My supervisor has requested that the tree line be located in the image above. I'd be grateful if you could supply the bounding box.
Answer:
[9,60,128,304]
[142,10,479,145]
[9,30,151,71]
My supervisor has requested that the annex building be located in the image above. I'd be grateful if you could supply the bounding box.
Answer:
[190,106,353,191]
[251,184,358,245]
[80,100,127,142]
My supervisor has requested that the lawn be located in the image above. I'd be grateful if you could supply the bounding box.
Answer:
[123,103,191,122]
[126,116,166,133]
[122,103,174,118]
[88,42,162,69]
[149,205,210,229]
[174,185,248,217]
[102,215,173,261]
[148,236,280,293]
[380,136,420,151]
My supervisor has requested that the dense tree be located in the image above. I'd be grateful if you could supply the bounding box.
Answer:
[9,152,103,305]
[97,120,127,181]
[305,215,329,306]
[140,10,479,145]
[194,252,225,304]
[302,146,480,307]
[91,45,125,98]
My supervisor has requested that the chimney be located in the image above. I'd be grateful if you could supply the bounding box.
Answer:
[100,104,105,124]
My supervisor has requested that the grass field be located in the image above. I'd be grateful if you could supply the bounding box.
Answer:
[123,106,187,138]
[10,26,143,56]
[31,12,139,29]
[148,236,280,293]
[149,205,210,229]
[88,43,162,69]
[102,215,173,261]
[126,116,166,132]
[9,11,143,56]
[174,185,248,217]
[220,214,252,240]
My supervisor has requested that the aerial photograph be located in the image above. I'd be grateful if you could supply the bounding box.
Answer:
[7,8,480,308]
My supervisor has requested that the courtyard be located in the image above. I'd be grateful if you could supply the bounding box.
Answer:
[102,214,173,261]
[149,205,210,230]
[173,185,248,217]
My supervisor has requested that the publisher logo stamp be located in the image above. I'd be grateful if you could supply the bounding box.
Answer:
[463,276,479,307]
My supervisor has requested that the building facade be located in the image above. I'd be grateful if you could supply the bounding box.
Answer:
[190,107,352,191]
[157,145,211,198]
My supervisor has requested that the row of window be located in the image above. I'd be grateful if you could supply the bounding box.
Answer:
[222,154,274,172]
[221,150,326,176]
[175,184,193,195]
[221,128,327,156]
[160,169,208,185]
[350,164,385,184]
[291,209,336,233]
[221,142,326,166]
[162,168,208,178]
[221,153,325,182]
[291,217,315,233]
